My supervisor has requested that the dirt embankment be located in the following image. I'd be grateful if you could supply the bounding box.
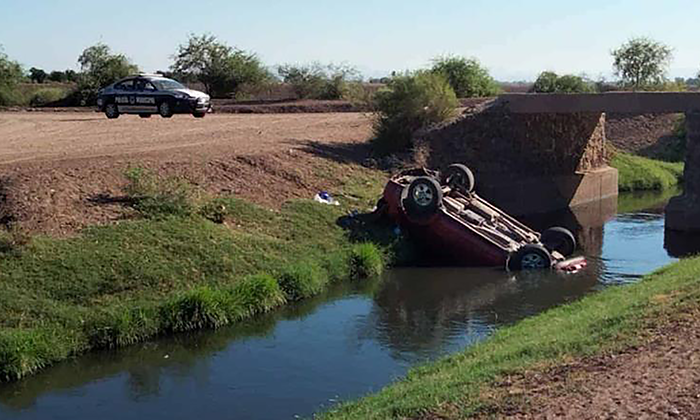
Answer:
[0,112,374,236]
[605,113,682,155]
[481,308,700,419]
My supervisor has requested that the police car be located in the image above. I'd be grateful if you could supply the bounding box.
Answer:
[96,75,211,119]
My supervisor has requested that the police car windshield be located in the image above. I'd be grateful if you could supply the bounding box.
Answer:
[151,79,186,90]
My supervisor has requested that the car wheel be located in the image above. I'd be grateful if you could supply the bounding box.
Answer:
[442,164,475,193]
[541,227,577,257]
[507,244,553,271]
[105,103,119,119]
[159,101,174,118]
[401,176,443,222]
[139,114,151,119]
[193,112,206,118]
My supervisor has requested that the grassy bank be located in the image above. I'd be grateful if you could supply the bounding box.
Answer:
[611,152,684,192]
[0,168,399,381]
[321,256,700,419]
[0,83,75,107]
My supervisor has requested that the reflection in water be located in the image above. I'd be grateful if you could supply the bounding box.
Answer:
[0,191,682,420]
[665,229,700,258]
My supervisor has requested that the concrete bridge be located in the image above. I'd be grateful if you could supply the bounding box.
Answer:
[417,92,699,231]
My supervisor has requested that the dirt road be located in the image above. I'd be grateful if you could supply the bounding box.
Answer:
[0,112,375,235]
[0,112,372,165]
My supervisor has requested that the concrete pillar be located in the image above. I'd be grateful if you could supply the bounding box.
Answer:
[666,111,700,232]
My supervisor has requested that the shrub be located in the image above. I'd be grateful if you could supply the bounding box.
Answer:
[29,87,69,106]
[350,243,384,279]
[277,261,328,300]
[278,63,360,100]
[124,167,198,218]
[431,56,500,98]
[531,71,594,93]
[372,71,458,154]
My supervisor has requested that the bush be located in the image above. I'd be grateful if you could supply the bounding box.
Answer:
[350,243,384,279]
[124,167,198,218]
[372,71,458,154]
[29,87,69,106]
[278,63,360,100]
[431,56,500,98]
[277,261,328,300]
[531,71,594,93]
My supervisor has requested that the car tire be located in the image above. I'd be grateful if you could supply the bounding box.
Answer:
[442,164,475,193]
[105,103,119,119]
[507,244,553,271]
[193,112,206,118]
[541,227,577,257]
[139,114,151,119]
[401,176,443,223]
[159,101,174,118]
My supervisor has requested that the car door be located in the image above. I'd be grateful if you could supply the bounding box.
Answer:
[113,79,136,112]
[134,79,158,113]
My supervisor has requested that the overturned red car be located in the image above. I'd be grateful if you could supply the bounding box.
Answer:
[379,165,586,271]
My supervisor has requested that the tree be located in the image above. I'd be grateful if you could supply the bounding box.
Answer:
[531,71,559,93]
[29,67,47,83]
[77,43,138,103]
[430,56,500,98]
[171,34,270,98]
[48,70,66,83]
[531,71,593,93]
[0,48,23,89]
[0,47,24,105]
[611,37,672,90]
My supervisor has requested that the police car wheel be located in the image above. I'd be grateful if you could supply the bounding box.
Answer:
[139,114,151,119]
[105,104,119,119]
[159,101,174,118]
[193,112,206,118]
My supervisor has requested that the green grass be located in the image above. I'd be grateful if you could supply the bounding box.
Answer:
[0,168,397,381]
[611,152,684,192]
[320,256,700,419]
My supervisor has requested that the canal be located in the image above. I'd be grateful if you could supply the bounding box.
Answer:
[0,189,695,420]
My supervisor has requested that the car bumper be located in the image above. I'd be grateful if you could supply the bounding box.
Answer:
[175,98,211,113]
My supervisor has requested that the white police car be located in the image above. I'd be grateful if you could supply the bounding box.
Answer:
[96,75,211,119]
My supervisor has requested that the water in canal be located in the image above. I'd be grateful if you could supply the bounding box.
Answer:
[1,188,696,420]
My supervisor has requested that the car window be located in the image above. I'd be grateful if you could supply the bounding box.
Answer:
[115,80,135,91]
[135,79,157,92]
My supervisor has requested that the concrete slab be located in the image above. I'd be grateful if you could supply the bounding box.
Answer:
[497,92,700,114]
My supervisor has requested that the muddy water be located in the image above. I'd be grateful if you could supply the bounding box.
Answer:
[1,189,696,420]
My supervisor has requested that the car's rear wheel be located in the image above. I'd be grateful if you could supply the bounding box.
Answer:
[443,164,475,193]
[139,114,151,119]
[541,227,576,257]
[193,112,206,118]
[402,176,443,223]
[159,101,174,118]
[507,244,553,271]
[105,104,119,119]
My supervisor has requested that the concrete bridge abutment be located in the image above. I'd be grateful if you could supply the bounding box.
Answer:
[666,111,700,232]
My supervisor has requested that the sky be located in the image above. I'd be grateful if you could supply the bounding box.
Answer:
[0,0,698,81]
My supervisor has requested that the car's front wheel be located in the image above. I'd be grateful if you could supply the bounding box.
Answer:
[507,244,553,271]
[105,103,119,119]
[159,101,174,118]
